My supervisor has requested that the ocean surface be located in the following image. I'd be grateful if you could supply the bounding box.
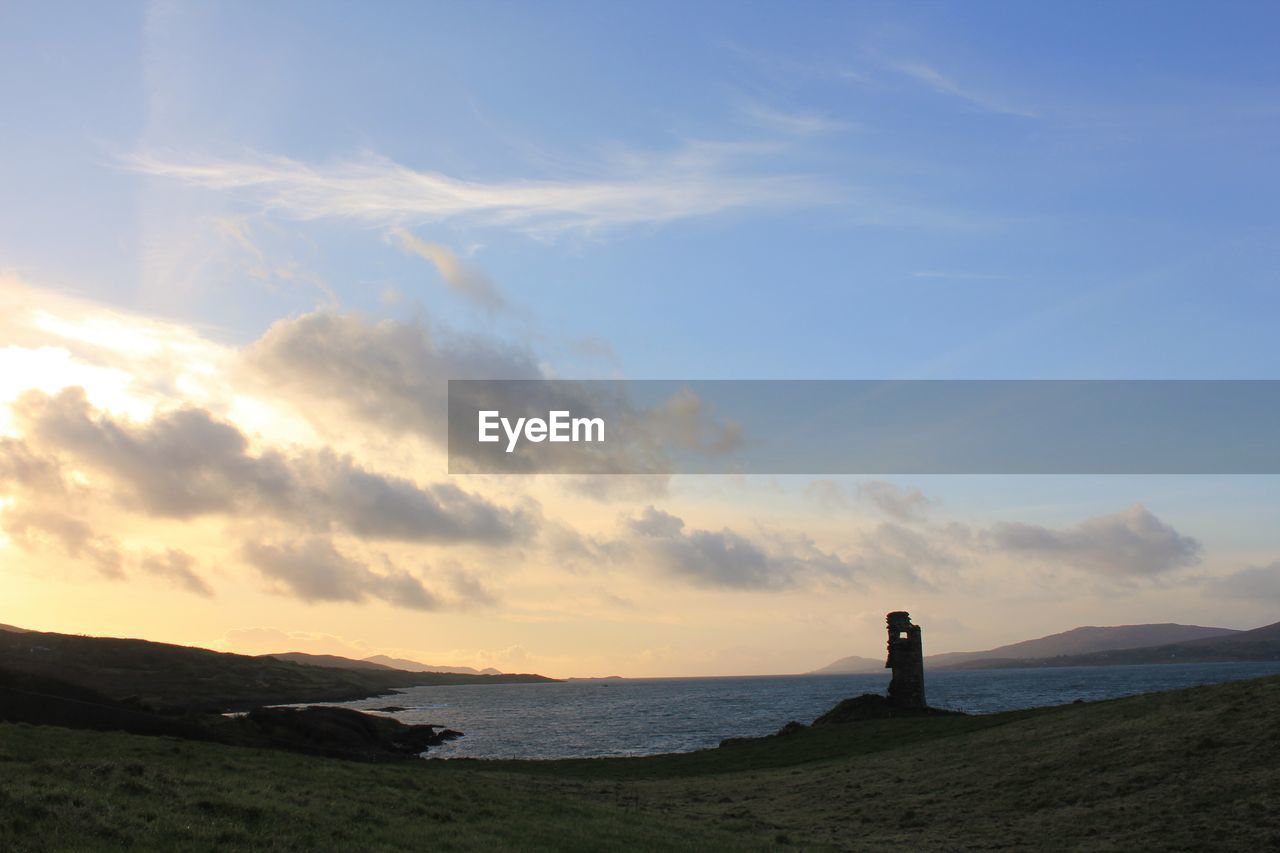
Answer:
[329,661,1280,760]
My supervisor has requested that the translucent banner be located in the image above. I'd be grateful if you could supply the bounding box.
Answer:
[447,380,1280,475]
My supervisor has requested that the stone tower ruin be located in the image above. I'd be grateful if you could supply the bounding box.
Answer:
[885,611,926,709]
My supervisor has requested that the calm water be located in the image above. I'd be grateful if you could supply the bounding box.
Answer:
[329,661,1280,760]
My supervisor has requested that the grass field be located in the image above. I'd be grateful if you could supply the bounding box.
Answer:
[3,676,1279,851]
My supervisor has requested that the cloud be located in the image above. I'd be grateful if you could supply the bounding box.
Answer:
[13,386,529,545]
[1205,561,1280,601]
[739,102,851,135]
[803,479,849,510]
[620,507,784,589]
[561,474,671,502]
[15,386,291,518]
[598,502,1198,594]
[0,506,124,579]
[140,548,213,597]
[802,479,937,523]
[214,626,372,657]
[126,147,829,237]
[612,506,891,591]
[447,567,499,608]
[847,522,954,587]
[214,216,338,304]
[245,312,734,497]
[646,387,744,455]
[393,230,507,314]
[242,536,440,610]
[296,450,531,543]
[0,438,66,495]
[858,480,936,522]
[243,310,541,444]
[983,504,1201,576]
[889,60,1037,118]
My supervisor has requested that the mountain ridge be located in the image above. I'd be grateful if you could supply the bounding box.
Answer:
[263,652,396,671]
[928,623,1239,668]
[362,654,502,675]
[944,619,1280,669]
[815,622,1244,675]
[809,654,884,674]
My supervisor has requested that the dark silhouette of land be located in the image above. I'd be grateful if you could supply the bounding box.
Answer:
[0,665,464,762]
[928,622,1242,667]
[264,652,399,671]
[265,652,504,675]
[0,626,555,713]
[0,624,555,762]
[814,621,1269,674]
[808,654,885,674]
[362,654,503,675]
[942,619,1280,669]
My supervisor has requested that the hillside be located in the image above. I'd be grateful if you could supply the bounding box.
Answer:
[814,622,1240,675]
[952,619,1280,669]
[363,654,501,675]
[2,674,1278,849]
[264,652,396,671]
[926,623,1239,669]
[808,654,884,674]
[0,629,555,712]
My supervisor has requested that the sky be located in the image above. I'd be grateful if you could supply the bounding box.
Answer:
[1,1,1278,677]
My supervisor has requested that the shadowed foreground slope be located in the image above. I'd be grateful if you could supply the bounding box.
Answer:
[2,676,1279,850]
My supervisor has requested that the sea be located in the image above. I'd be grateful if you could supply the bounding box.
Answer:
[328,661,1280,760]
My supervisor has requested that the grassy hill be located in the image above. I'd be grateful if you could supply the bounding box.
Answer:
[0,629,555,712]
[2,674,1278,849]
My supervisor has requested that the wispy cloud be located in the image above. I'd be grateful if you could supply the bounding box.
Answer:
[890,60,1037,118]
[393,230,507,314]
[126,147,831,237]
[739,101,852,136]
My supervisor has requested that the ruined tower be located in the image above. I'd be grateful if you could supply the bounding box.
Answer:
[885,611,926,709]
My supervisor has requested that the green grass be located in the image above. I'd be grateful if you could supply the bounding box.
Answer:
[4,676,1280,851]
[0,727,756,852]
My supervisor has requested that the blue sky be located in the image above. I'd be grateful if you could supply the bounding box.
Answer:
[5,1,1278,379]
[1,1,1278,672]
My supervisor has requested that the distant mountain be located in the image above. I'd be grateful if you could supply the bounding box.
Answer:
[362,654,501,676]
[264,652,395,671]
[809,655,885,674]
[0,623,30,633]
[949,620,1280,670]
[813,623,1243,675]
[927,623,1240,670]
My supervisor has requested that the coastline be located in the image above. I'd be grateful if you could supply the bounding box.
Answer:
[4,674,1277,849]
